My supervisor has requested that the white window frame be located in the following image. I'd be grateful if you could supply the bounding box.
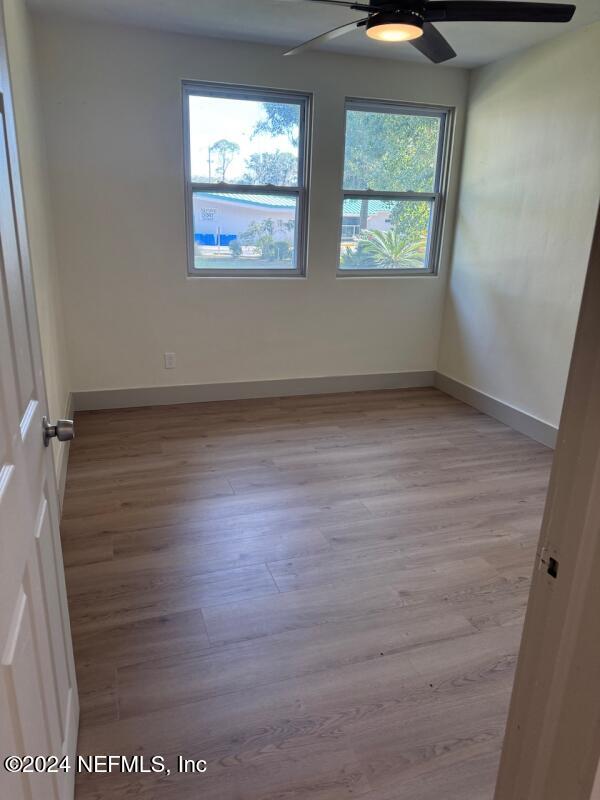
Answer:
[182,81,312,277]
[338,98,454,277]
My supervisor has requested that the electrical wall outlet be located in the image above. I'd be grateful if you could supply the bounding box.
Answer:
[164,352,176,369]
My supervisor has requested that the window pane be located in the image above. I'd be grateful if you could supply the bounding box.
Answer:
[188,94,301,186]
[192,191,298,271]
[343,109,441,193]
[339,198,432,271]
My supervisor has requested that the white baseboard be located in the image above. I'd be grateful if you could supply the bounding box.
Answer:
[69,371,557,450]
[435,373,557,449]
[72,371,437,411]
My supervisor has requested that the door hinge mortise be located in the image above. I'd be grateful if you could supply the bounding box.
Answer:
[537,545,559,578]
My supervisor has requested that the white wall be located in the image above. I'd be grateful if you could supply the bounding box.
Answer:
[438,23,600,429]
[2,0,71,480]
[32,14,468,392]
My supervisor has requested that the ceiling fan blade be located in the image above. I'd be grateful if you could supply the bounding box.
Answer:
[410,22,457,62]
[284,18,368,55]
[284,0,374,11]
[425,1,576,23]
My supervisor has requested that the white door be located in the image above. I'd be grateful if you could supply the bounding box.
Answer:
[494,210,600,799]
[0,18,79,800]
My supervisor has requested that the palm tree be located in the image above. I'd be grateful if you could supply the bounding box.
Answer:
[358,229,426,269]
[209,139,240,182]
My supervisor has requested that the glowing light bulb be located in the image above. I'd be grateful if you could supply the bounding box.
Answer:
[366,13,424,43]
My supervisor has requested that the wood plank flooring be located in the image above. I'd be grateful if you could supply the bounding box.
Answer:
[60,387,553,800]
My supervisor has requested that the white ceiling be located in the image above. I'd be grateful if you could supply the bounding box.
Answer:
[28,0,600,67]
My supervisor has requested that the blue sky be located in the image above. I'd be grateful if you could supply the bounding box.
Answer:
[189,95,298,182]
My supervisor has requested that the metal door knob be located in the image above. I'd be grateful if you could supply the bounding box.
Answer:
[43,417,75,447]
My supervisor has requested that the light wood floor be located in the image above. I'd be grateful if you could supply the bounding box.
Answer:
[60,388,553,800]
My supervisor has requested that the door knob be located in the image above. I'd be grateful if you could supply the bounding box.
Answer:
[43,417,75,447]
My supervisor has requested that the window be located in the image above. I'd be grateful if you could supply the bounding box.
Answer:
[339,99,452,275]
[183,82,311,276]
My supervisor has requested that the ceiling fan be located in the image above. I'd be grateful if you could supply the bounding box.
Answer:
[283,0,576,62]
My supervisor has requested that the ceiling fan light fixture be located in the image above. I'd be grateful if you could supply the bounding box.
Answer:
[365,12,424,42]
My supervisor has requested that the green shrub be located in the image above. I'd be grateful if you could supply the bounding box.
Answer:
[341,241,374,268]
[229,239,242,257]
[274,241,291,261]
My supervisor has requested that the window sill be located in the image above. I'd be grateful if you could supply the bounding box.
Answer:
[186,270,307,279]
[336,269,437,278]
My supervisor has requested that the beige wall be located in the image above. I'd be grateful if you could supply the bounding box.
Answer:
[2,0,70,480]
[32,14,468,393]
[9,10,596,432]
[438,23,600,429]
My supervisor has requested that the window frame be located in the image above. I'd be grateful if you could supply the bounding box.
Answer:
[182,81,312,278]
[338,98,454,278]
